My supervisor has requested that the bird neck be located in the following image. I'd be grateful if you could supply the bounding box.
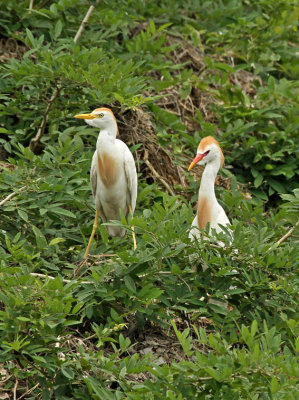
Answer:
[97,125,118,147]
[198,160,220,201]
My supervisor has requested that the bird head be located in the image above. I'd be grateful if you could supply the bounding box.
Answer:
[74,107,118,132]
[188,136,224,171]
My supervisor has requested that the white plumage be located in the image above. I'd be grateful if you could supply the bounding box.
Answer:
[75,107,137,258]
[188,136,230,242]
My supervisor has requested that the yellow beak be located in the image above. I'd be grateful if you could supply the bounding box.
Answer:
[74,113,97,120]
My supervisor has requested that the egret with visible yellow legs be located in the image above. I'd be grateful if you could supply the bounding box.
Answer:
[75,107,137,259]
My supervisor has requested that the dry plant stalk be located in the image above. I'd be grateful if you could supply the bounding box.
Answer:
[13,379,18,400]
[18,383,40,400]
[30,272,91,285]
[0,185,26,206]
[268,220,299,251]
[0,179,41,207]
[29,89,60,153]
[74,0,101,44]
[144,149,176,196]
[29,0,34,14]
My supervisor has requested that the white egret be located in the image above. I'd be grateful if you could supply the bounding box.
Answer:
[188,136,230,241]
[75,107,137,258]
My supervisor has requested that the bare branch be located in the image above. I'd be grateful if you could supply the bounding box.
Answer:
[144,149,176,196]
[0,178,41,207]
[29,88,60,153]
[30,272,91,285]
[29,0,34,14]
[74,0,101,44]
[13,379,18,400]
[0,186,26,207]
[268,220,299,251]
[18,383,39,400]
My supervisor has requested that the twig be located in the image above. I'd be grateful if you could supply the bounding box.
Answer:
[0,185,26,206]
[19,383,39,400]
[13,379,18,400]
[29,88,60,153]
[0,178,41,207]
[178,274,191,292]
[29,2,100,153]
[268,220,299,251]
[144,150,176,196]
[88,253,117,258]
[29,0,34,13]
[176,165,188,189]
[74,0,101,44]
[30,272,92,285]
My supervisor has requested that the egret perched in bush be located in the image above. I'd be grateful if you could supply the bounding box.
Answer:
[75,107,137,258]
[188,136,230,241]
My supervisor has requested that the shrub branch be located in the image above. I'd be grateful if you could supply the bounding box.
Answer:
[74,0,101,44]
[0,185,26,206]
[0,178,41,206]
[269,220,299,251]
[29,88,60,153]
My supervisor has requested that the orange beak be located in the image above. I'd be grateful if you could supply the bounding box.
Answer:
[74,113,97,120]
[188,153,204,171]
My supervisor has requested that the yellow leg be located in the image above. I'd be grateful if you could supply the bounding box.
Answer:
[129,206,137,251]
[84,210,99,259]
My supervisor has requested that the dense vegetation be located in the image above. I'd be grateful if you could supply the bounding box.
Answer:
[0,0,298,398]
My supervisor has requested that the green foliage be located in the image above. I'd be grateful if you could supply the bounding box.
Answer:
[280,189,299,222]
[0,0,297,398]
[218,75,298,200]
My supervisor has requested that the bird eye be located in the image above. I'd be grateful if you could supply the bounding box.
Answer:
[203,150,210,156]
[98,113,104,118]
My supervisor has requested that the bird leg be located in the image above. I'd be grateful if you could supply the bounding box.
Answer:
[129,205,137,251]
[84,209,99,258]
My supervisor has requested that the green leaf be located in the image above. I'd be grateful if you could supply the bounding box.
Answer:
[32,225,47,249]
[49,237,66,246]
[205,367,222,382]
[124,275,136,294]
[148,20,156,34]
[26,28,36,47]
[16,317,31,322]
[54,20,63,39]
[254,174,263,188]
[268,179,286,194]
[270,376,279,394]
[18,209,28,222]
[50,207,76,218]
[61,366,74,379]
[251,320,258,337]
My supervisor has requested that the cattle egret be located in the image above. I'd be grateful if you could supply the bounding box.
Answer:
[188,136,230,241]
[75,107,137,258]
